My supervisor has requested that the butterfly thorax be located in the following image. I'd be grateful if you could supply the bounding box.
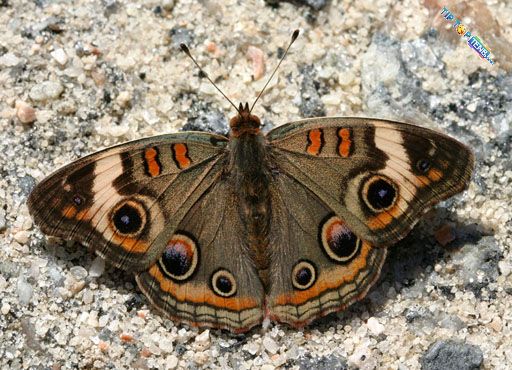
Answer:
[228,104,273,287]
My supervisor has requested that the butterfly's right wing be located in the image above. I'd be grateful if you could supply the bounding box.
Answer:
[28,132,229,271]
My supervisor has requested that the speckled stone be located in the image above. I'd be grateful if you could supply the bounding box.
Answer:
[421,340,484,370]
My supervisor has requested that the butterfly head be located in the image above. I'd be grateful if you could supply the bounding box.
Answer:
[229,102,261,137]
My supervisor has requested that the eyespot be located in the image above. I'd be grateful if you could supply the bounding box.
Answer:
[111,199,146,236]
[291,260,317,290]
[320,215,361,263]
[158,233,199,282]
[211,269,237,297]
[362,175,398,212]
[416,159,431,174]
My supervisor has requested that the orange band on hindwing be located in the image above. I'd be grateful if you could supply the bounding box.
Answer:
[143,147,162,177]
[306,129,324,156]
[273,241,373,306]
[337,128,353,157]
[172,143,191,169]
[148,264,259,310]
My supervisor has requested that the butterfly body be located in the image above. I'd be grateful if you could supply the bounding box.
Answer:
[28,105,474,332]
[227,103,274,286]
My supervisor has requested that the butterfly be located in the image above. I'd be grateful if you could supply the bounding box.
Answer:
[28,30,474,333]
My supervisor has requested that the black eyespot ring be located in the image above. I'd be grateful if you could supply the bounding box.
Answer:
[111,198,146,236]
[416,159,431,174]
[211,269,237,297]
[158,233,199,282]
[291,260,317,290]
[362,175,398,212]
[320,215,361,263]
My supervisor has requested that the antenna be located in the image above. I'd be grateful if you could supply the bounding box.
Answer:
[180,43,240,113]
[249,29,300,113]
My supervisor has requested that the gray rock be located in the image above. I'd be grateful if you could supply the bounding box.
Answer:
[421,340,483,370]
[361,32,441,119]
[452,236,502,298]
[299,65,326,118]
[168,27,194,49]
[264,0,327,10]
[18,174,36,196]
[182,98,229,135]
[296,353,348,370]
[403,306,466,334]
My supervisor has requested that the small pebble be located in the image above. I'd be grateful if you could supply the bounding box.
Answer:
[50,48,68,65]
[193,351,209,365]
[466,102,477,112]
[120,333,134,343]
[17,277,33,305]
[246,45,266,81]
[116,91,132,108]
[70,266,88,280]
[15,101,36,124]
[194,329,210,350]
[82,289,94,304]
[498,261,511,277]
[489,317,502,332]
[263,336,279,355]
[29,81,64,102]
[89,257,105,278]
[13,230,30,244]
[98,341,109,352]
[1,303,11,315]
[245,342,260,355]
[0,52,21,67]
[166,354,179,369]
[367,317,385,336]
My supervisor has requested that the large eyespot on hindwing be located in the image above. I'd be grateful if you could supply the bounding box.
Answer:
[291,260,317,290]
[361,174,398,213]
[320,214,361,263]
[211,269,237,297]
[158,233,199,282]
[110,198,147,236]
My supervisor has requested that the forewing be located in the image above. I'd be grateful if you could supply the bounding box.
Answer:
[28,132,228,271]
[267,117,474,247]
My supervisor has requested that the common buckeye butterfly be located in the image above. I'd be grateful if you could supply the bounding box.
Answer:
[28,30,474,333]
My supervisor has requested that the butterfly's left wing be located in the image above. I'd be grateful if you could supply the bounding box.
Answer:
[266,173,387,327]
[267,117,474,247]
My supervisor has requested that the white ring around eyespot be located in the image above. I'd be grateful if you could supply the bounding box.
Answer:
[211,269,237,297]
[291,260,317,290]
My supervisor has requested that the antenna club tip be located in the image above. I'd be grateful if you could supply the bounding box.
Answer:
[292,29,300,41]
[180,43,190,54]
